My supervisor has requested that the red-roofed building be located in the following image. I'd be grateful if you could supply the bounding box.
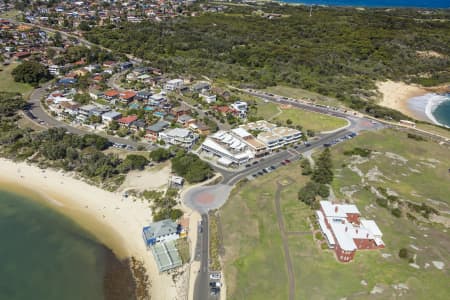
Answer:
[120,91,136,104]
[118,115,138,127]
[212,105,237,116]
[13,51,31,60]
[104,89,120,101]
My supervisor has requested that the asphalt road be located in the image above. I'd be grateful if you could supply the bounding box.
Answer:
[190,94,385,300]
[193,214,211,300]
[26,84,154,150]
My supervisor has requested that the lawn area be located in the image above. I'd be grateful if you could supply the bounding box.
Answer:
[263,85,341,107]
[221,128,450,300]
[253,99,280,120]
[274,108,348,133]
[221,161,310,300]
[331,129,450,210]
[0,9,21,20]
[0,62,33,98]
[416,123,450,140]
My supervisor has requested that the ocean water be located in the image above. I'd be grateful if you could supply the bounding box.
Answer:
[0,189,113,300]
[279,0,450,8]
[433,95,450,127]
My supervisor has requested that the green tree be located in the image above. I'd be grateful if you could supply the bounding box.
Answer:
[149,148,171,162]
[12,61,52,87]
[312,148,333,184]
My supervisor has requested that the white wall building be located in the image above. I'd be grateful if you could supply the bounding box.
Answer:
[159,128,198,148]
[164,79,184,91]
[201,130,255,165]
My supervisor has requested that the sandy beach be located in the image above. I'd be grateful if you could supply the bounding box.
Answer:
[376,80,429,120]
[376,80,450,123]
[0,158,178,300]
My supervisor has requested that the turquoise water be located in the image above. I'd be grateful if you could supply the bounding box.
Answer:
[0,189,110,300]
[433,96,450,127]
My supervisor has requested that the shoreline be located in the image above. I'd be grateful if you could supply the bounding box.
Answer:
[424,93,450,128]
[0,158,177,300]
[377,80,450,124]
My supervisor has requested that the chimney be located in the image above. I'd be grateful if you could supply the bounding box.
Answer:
[356,229,358,234]
[366,233,369,238]
[345,226,348,232]
[335,206,338,213]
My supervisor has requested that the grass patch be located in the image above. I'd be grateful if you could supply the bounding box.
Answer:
[253,99,280,120]
[0,9,21,20]
[416,123,450,140]
[175,238,190,264]
[0,63,33,98]
[332,129,450,210]
[274,108,348,132]
[209,212,221,271]
[221,161,309,300]
[221,129,449,299]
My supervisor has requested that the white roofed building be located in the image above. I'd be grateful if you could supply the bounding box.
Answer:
[159,128,198,149]
[316,201,385,263]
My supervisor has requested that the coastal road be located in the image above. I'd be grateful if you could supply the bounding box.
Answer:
[193,214,210,300]
[25,84,154,150]
[188,92,384,300]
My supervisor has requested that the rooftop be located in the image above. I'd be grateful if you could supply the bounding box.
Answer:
[143,219,179,240]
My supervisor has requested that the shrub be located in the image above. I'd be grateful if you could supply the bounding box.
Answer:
[376,197,388,208]
[407,133,426,141]
[391,208,402,218]
[398,248,409,259]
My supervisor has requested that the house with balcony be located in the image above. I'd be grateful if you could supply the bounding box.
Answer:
[159,128,198,148]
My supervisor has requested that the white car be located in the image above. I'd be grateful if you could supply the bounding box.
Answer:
[210,273,221,280]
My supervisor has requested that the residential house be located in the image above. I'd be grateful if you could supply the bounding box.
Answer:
[101,111,122,124]
[189,122,210,136]
[119,91,136,104]
[145,120,170,141]
[191,81,210,92]
[117,115,138,128]
[103,89,120,101]
[164,78,184,91]
[136,91,153,102]
[130,119,147,132]
[171,105,191,117]
[200,92,216,104]
[177,114,196,127]
[159,128,198,148]
[231,101,248,118]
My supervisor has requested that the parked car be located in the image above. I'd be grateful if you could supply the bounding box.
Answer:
[210,273,221,280]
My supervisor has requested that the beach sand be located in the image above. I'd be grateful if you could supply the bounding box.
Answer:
[0,158,178,300]
[376,80,429,120]
[376,80,450,122]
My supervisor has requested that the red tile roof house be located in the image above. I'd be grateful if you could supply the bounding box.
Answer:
[316,200,384,263]
[119,91,137,104]
[117,115,138,128]
[103,89,120,101]
[212,105,238,116]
